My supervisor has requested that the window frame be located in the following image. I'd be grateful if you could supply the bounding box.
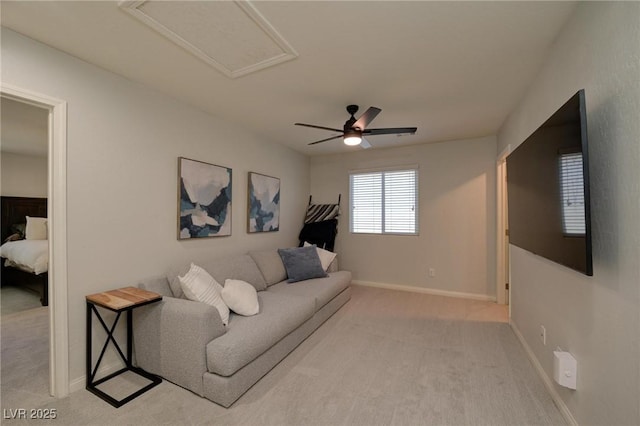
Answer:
[349,166,419,236]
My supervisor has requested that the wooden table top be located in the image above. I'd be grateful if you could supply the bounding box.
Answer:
[86,286,162,311]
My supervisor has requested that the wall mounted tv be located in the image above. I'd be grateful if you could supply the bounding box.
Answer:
[506,89,593,276]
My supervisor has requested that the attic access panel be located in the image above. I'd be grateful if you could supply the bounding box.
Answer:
[120,0,298,78]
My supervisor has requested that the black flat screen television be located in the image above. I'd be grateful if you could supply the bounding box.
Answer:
[506,89,593,276]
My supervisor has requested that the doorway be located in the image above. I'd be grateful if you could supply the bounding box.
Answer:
[1,84,69,398]
[496,145,511,307]
[1,97,50,409]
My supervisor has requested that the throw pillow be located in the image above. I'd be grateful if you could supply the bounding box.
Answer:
[278,246,328,283]
[303,242,337,272]
[221,279,259,316]
[25,216,47,240]
[179,263,230,326]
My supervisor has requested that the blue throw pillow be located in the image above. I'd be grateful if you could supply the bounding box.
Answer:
[277,246,328,283]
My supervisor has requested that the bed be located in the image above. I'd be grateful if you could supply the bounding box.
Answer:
[0,196,49,306]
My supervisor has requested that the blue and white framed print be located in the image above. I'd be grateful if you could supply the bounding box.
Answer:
[178,157,232,239]
[248,172,280,233]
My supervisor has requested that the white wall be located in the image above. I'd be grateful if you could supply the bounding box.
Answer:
[1,152,48,197]
[310,136,496,299]
[497,3,640,425]
[1,28,310,386]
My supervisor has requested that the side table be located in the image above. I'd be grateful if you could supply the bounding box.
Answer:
[86,286,162,407]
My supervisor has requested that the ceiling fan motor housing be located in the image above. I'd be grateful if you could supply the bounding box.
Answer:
[296,104,417,147]
[344,128,362,138]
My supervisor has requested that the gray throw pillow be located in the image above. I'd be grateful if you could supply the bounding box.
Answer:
[278,246,328,283]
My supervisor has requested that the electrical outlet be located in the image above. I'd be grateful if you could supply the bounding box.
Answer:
[540,325,546,345]
[428,268,435,277]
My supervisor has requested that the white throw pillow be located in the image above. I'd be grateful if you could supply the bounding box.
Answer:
[179,263,229,326]
[222,279,259,316]
[304,242,337,272]
[25,216,47,240]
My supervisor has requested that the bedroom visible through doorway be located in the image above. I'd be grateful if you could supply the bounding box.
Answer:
[0,97,52,408]
[0,85,69,400]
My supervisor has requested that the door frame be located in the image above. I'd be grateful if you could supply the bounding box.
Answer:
[496,144,511,306]
[1,83,69,398]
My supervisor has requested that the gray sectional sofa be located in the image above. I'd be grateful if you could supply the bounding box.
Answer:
[132,248,351,407]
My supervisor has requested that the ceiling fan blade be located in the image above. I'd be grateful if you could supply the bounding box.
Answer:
[364,127,417,136]
[308,134,343,145]
[295,123,343,133]
[353,107,381,130]
[360,137,372,149]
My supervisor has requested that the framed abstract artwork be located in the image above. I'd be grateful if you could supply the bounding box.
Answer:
[247,172,280,233]
[178,157,232,239]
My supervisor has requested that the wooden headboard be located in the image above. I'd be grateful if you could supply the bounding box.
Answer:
[1,196,48,240]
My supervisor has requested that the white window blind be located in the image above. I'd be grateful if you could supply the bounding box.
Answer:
[559,152,586,236]
[350,169,418,235]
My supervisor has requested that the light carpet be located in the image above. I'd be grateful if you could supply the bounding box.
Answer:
[1,285,54,422]
[1,284,43,315]
[0,285,566,425]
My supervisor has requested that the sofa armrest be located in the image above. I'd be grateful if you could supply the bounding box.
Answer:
[133,297,225,396]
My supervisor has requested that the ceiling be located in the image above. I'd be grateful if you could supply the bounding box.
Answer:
[0,1,577,156]
[1,97,49,157]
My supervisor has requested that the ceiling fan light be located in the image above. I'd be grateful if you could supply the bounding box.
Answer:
[344,136,362,146]
[344,129,362,146]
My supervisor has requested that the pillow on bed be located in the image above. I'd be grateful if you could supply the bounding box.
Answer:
[25,217,47,240]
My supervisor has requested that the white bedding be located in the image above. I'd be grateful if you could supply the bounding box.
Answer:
[0,240,48,275]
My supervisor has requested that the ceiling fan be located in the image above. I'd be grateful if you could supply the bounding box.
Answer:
[295,105,417,149]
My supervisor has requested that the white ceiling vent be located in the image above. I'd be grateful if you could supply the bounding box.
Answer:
[120,1,298,78]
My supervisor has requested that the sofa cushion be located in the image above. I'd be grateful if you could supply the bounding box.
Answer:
[203,255,267,292]
[278,246,328,283]
[138,276,173,297]
[268,271,351,312]
[206,291,315,377]
[167,264,188,298]
[168,254,267,297]
[248,249,287,286]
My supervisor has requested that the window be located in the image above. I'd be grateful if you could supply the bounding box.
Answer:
[350,168,418,235]
[559,152,586,236]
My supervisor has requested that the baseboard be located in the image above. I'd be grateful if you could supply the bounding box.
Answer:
[352,280,496,302]
[509,320,578,426]
[69,362,122,394]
